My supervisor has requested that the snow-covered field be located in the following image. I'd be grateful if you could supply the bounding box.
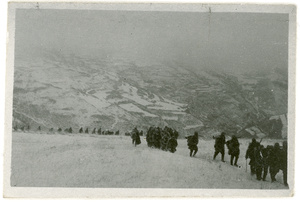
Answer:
[11,132,287,189]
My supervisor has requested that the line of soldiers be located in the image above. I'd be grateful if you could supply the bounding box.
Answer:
[13,125,37,132]
[145,126,179,153]
[78,127,119,135]
[245,138,288,186]
[13,124,120,135]
[212,132,288,186]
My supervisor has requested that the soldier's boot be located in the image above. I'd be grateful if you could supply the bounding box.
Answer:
[271,173,277,182]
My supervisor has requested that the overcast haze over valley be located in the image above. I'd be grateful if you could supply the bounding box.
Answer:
[15,10,288,74]
[13,9,288,138]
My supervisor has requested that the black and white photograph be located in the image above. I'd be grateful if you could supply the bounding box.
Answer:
[3,1,296,198]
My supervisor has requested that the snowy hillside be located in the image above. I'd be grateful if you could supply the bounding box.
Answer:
[13,51,288,138]
[11,132,287,189]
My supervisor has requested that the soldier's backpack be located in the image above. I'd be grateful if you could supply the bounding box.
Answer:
[226,140,233,155]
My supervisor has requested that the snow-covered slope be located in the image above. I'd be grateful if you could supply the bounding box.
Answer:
[12,53,198,136]
[11,132,287,189]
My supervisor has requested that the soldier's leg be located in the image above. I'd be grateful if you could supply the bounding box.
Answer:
[270,172,276,182]
[193,147,198,156]
[250,160,256,175]
[283,167,288,186]
[234,155,239,166]
[190,149,193,157]
[221,149,225,162]
[256,167,262,180]
[262,165,268,181]
[270,166,277,182]
[230,155,234,165]
[213,151,219,160]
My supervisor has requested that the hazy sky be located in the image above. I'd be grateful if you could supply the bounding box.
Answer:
[15,9,289,73]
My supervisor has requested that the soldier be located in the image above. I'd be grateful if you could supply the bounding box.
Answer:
[92,128,96,134]
[167,135,178,153]
[85,128,89,134]
[174,130,179,139]
[146,126,154,147]
[262,145,272,181]
[213,132,226,162]
[246,138,258,175]
[131,127,141,146]
[69,127,72,133]
[58,128,62,132]
[13,125,18,131]
[186,132,199,157]
[269,143,281,182]
[160,130,169,151]
[153,127,162,149]
[254,144,264,181]
[79,127,83,133]
[281,141,288,187]
[226,135,240,166]
[97,128,102,135]
[166,126,174,138]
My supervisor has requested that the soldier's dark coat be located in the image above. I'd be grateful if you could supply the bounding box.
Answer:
[281,141,288,186]
[187,132,199,157]
[269,143,281,182]
[246,138,259,174]
[167,137,178,153]
[213,132,226,161]
[254,144,264,180]
[226,136,240,166]
[131,128,141,146]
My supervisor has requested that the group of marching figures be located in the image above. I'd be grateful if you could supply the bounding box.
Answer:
[212,132,288,186]
[245,138,288,186]
[131,129,288,187]
[13,125,120,135]
[131,126,179,153]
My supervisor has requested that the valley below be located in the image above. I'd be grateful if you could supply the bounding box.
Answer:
[12,51,288,139]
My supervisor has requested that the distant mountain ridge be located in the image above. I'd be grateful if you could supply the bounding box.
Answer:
[13,52,288,138]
